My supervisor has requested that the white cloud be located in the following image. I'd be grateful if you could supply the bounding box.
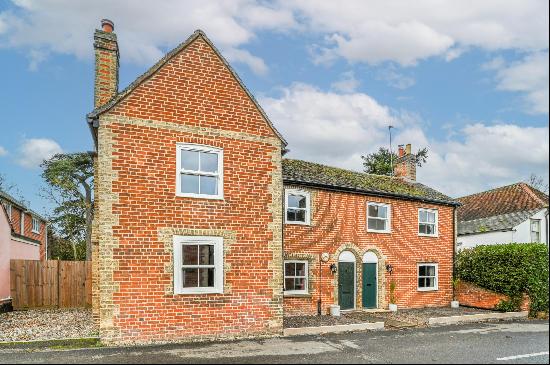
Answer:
[286,0,548,65]
[223,48,268,76]
[376,67,415,90]
[262,83,403,170]
[491,52,549,114]
[331,71,360,93]
[16,138,63,169]
[2,1,547,69]
[0,0,297,75]
[420,123,549,196]
[262,83,549,196]
[0,146,7,156]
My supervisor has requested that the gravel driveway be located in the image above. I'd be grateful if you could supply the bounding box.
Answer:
[0,308,96,342]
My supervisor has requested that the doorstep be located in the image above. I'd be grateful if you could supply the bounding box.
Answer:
[283,321,385,337]
[427,311,528,326]
[361,308,391,314]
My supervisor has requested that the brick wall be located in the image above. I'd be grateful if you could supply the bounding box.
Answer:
[456,281,530,311]
[93,34,284,345]
[283,186,455,315]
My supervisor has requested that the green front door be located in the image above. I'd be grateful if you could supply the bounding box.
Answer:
[362,263,377,308]
[338,262,355,310]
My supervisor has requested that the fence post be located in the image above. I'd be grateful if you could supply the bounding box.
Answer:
[57,260,61,309]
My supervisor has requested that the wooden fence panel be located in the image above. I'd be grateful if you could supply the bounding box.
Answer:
[10,260,91,310]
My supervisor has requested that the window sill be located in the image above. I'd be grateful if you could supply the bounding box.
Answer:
[367,229,391,234]
[285,221,311,226]
[176,193,224,200]
[174,289,224,295]
[31,231,40,235]
[418,234,438,238]
[417,288,438,292]
[284,292,312,298]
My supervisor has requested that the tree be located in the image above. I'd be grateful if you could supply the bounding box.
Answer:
[526,174,549,194]
[47,230,86,261]
[362,147,429,175]
[41,152,94,260]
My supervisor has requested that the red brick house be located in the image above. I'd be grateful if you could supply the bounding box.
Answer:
[88,20,459,345]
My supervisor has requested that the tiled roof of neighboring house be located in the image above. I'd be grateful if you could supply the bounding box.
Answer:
[282,159,459,206]
[87,30,287,147]
[0,189,48,222]
[457,209,539,235]
[457,183,549,222]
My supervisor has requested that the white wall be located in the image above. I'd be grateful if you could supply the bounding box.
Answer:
[458,230,515,250]
[457,209,548,250]
[514,209,548,244]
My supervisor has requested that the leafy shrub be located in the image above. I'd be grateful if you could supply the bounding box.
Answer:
[456,243,549,315]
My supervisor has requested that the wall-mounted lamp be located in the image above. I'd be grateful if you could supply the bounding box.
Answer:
[330,263,338,274]
[386,264,394,275]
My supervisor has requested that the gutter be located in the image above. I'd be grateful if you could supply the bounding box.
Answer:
[284,179,461,208]
[87,117,99,150]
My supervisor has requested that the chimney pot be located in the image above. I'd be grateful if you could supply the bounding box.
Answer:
[398,145,405,157]
[394,143,417,181]
[101,19,114,33]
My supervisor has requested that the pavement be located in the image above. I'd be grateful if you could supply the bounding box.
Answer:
[0,320,547,364]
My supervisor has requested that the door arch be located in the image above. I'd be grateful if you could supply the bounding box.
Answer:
[362,252,378,309]
[338,251,356,310]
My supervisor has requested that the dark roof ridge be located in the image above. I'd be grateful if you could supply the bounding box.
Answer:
[87,29,287,146]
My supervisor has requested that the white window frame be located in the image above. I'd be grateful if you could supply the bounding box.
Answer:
[173,236,224,295]
[530,219,541,243]
[31,217,40,234]
[366,202,391,233]
[417,263,438,291]
[283,260,309,295]
[285,189,311,225]
[418,208,438,237]
[176,143,224,200]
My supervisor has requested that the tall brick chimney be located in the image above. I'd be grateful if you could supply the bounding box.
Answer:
[394,143,416,181]
[94,19,119,108]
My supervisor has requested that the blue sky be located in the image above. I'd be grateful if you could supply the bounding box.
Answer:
[0,0,548,216]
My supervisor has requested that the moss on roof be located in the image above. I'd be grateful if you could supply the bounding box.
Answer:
[282,159,458,205]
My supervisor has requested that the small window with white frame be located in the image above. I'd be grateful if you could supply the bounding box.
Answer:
[176,144,223,199]
[284,260,308,294]
[531,219,541,242]
[285,189,311,225]
[367,202,391,233]
[418,263,438,291]
[173,236,223,294]
[31,217,40,234]
[419,208,438,236]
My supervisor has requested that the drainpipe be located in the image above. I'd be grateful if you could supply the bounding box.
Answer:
[453,206,457,301]
[545,208,549,246]
[318,254,322,316]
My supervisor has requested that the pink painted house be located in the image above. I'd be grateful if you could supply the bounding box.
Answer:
[0,190,48,311]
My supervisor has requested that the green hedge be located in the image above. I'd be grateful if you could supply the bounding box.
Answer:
[456,243,549,314]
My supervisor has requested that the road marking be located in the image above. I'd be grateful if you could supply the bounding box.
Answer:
[497,352,549,361]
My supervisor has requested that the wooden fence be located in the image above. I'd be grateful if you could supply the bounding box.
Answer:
[10,260,92,309]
